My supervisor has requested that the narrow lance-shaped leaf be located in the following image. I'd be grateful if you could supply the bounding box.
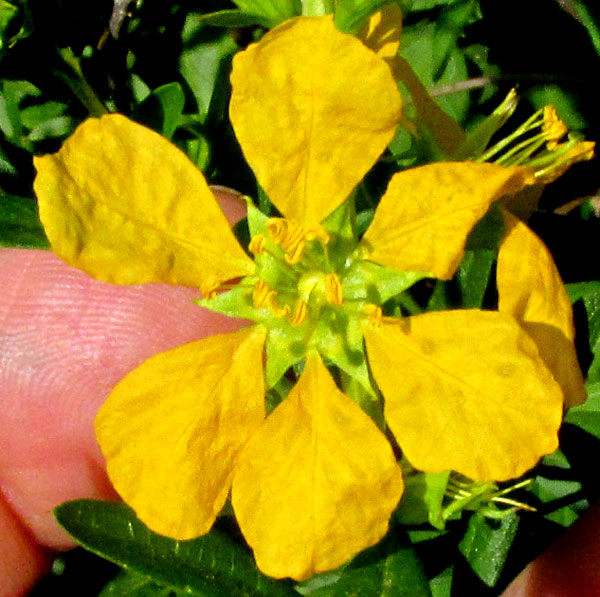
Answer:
[55,500,297,597]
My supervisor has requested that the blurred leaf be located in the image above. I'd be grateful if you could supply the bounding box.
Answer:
[0,194,49,248]
[296,528,432,596]
[180,18,239,122]
[55,500,297,597]
[554,0,600,56]
[527,85,587,130]
[192,9,274,28]
[233,0,300,25]
[458,512,519,587]
[400,20,470,124]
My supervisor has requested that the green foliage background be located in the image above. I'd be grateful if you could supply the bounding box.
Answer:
[2,0,600,595]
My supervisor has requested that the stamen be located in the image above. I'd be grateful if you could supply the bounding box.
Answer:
[534,140,595,183]
[249,234,266,255]
[542,106,567,150]
[290,300,308,327]
[252,279,271,308]
[266,291,290,317]
[324,273,343,306]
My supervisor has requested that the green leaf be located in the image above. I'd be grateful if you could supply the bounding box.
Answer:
[400,20,470,124]
[192,9,274,29]
[100,569,182,597]
[0,194,49,248]
[455,250,494,308]
[565,381,600,439]
[54,500,297,597]
[566,281,600,382]
[233,0,300,25]
[333,0,395,33]
[458,512,519,587]
[134,83,185,139]
[180,19,239,122]
[296,528,432,596]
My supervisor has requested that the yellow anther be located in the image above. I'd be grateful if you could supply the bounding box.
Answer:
[248,234,266,255]
[324,273,343,306]
[542,106,568,150]
[284,240,307,264]
[535,140,595,183]
[363,303,382,327]
[265,291,290,317]
[289,300,308,327]
[252,279,271,308]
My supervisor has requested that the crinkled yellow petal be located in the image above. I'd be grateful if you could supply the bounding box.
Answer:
[364,311,563,481]
[232,352,403,580]
[361,162,533,279]
[95,326,266,539]
[498,210,586,407]
[34,114,254,294]
[356,3,402,62]
[230,16,402,228]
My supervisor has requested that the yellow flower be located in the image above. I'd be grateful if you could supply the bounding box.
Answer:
[33,16,576,580]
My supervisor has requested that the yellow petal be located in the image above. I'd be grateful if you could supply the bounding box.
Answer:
[34,114,254,294]
[498,210,586,407]
[361,162,533,279]
[364,311,563,481]
[232,352,403,580]
[95,326,266,539]
[230,16,402,228]
[356,3,402,62]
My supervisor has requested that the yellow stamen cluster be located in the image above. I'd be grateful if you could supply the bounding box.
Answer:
[250,218,342,327]
[267,218,330,264]
[477,103,594,182]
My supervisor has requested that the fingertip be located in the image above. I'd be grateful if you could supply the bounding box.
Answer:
[0,494,49,597]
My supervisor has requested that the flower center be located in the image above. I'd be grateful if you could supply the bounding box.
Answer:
[249,217,344,327]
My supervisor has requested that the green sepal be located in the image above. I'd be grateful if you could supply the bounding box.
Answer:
[320,196,357,272]
[264,317,308,387]
[54,500,297,597]
[395,470,450,527]
[196,283,259,321]
[343,260,425,305]
[314,305,373,395]
[455,89,519,160]
[246,197,270,238]
[0,194,50,248]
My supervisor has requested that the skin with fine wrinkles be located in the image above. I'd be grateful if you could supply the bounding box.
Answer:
[0,190,246,596]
